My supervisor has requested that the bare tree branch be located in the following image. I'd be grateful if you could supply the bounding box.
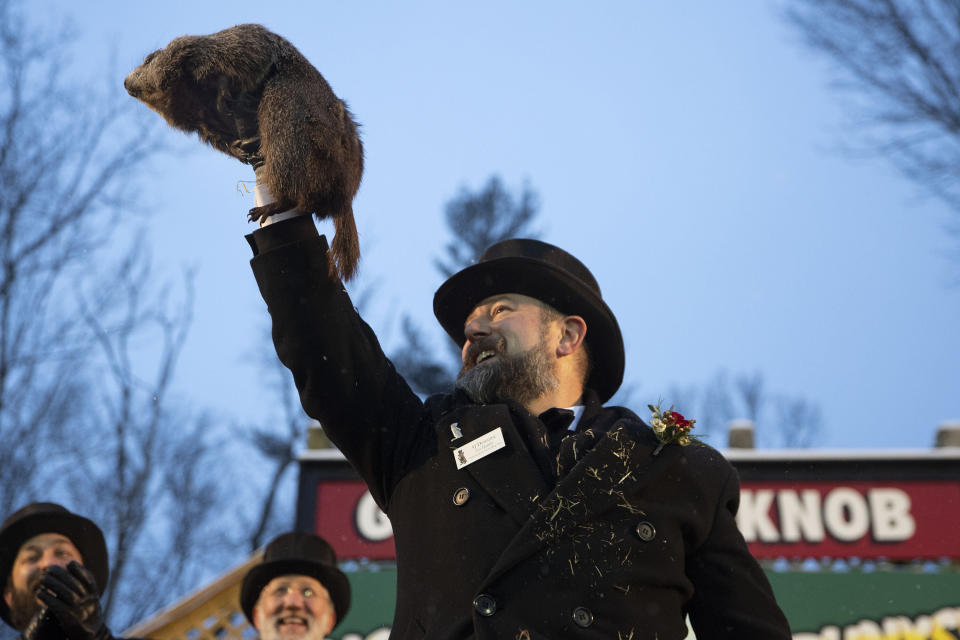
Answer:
[242,324,310,552]
[434,175,541,278]
[0,0,240,631]
[784,0,960,252]
[395,175,543,395]
[663,369,821,448]
[774,396,823,448]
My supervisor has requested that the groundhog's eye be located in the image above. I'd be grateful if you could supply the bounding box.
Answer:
[143,51,157,65]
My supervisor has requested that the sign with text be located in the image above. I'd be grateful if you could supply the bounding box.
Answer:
[739,481,960,560]
[767,569,960,639]
[299,450,960,562]
[313,480,395,560]
[299,449,960,639]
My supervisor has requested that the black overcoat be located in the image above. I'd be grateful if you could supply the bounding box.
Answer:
[248,217,791,640]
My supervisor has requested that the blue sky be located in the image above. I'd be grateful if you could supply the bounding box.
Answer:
[28,1,959,449]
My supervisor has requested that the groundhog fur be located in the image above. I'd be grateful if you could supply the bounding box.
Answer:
[124,23,363,281]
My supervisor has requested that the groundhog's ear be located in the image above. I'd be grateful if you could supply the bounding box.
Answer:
[186,56,211,80]
[183,55,210,81]
[171,38,215,81]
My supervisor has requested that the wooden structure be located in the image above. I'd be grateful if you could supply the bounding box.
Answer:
[124,553,262,640]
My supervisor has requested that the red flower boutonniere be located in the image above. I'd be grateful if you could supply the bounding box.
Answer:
[648,403,700,455]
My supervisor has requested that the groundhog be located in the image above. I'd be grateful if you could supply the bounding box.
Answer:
[124,23,363,281]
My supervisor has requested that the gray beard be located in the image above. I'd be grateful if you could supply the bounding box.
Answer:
[455,334,558,407]
[256,615,329,640]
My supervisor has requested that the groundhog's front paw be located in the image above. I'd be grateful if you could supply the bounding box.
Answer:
[248,200,296,222]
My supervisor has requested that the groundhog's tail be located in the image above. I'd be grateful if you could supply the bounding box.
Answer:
[330,210,360,282]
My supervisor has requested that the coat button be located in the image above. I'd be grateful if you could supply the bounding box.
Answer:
[453,487,471,506]
[473,594,497,616]
[572,606,594,628]
[636,520,656,541]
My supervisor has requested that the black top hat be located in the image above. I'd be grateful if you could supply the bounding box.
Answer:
[240,532,351,628]
[0,502,109,628]
[434,238,625,403]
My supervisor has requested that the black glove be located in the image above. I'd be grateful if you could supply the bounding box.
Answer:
[37,563,111,640]
[20,607,61,640]
[231,135,265,169]
[221,86,264,169]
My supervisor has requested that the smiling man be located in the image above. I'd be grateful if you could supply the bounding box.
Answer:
[455,293,586,414]
[245,210,791,638]
[0,503,125,640]
[241,533,350,640]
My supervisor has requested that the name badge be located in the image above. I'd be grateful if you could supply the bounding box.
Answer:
[453,427,506,469]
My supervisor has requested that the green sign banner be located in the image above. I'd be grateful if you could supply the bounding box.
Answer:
[328,565,960,640]
[334,566,396,640]
[769,568,960,639]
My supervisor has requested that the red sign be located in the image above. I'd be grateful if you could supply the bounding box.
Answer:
[313,479,960,562]
[740,481,960,560]
[314,481,396,560]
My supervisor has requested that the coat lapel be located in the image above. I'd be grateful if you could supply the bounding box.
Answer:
[484,421,683,583]
[440,404,552,527]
